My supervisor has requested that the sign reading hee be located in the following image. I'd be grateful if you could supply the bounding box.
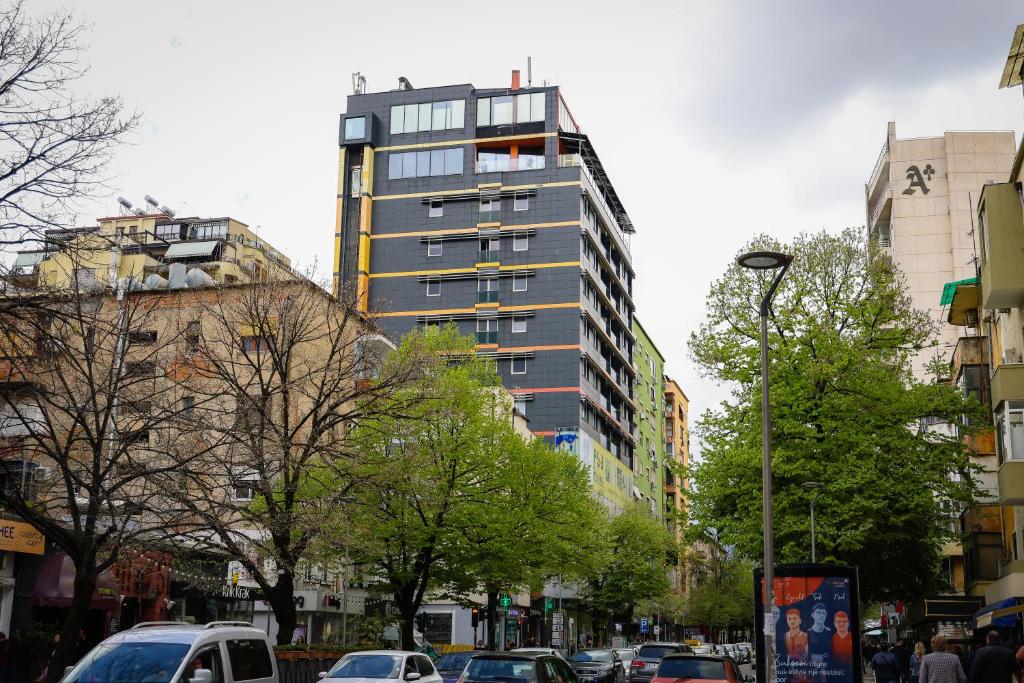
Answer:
[0,520,44,555]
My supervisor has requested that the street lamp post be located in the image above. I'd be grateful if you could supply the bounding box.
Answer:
[802,482,825,563]
[737,250,793,683]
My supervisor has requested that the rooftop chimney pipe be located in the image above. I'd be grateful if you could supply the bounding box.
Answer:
[511,70,520,90]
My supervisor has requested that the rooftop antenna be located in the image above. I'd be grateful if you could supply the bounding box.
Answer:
[144,194,160,211]
[352,72,366,95]
[398,76,414,91]
[527,56,532,87]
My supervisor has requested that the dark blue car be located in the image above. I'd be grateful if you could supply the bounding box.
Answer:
[435,651,475,683]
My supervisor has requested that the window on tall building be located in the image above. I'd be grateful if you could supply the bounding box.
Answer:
[514,193,529,211]
[476,318,498,344]
[510,356,526,375]
[515,92,546,123]
[388,148,463,179]
[426,238,442,257]
[511,316,527,334]
[350,166,362,198]
[478,277,498,303]
[391,100,465,134]
[512,273,527,292]
[492,96,513,125]
[513,233,528,252]
[429,199,443,217]
[344,116,366,140]
[514,397,527,416]
[425,279,440,297]
[479,197,501,222]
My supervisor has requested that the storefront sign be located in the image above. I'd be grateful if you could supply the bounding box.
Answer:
[0,520,44,555]
[222,584,252,600]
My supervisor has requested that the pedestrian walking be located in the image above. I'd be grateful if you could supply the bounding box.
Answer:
[910,642,925,683]
[871,644,901,683]
[895,640,911,683]
[919,634,966,683]
[967,630,1015,683]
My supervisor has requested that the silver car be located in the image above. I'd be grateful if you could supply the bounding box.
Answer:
[320,650,444,683]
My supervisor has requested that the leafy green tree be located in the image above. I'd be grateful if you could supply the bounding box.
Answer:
[682,532,754,643]
[441,436,607,648]
[688,229,987,601]
[584,504,675,641]
[343,326,527,650]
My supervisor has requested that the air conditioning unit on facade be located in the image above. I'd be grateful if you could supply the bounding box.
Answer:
[1004,348,1023,364]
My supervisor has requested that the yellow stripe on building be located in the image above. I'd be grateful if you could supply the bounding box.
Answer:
[375,301,581,318]
[370,221,580,240]
[368,261,579,279]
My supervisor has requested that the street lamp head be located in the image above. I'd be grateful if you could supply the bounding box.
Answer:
[802,481,825,490]
[737,251,793,270]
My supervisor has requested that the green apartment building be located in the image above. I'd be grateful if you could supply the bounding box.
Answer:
[633,319,666,518]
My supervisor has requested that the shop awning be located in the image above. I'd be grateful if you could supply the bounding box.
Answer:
[164,240,219,260]
[940,277,979,306]
[33,553,121,609]
[974,598,1024,629]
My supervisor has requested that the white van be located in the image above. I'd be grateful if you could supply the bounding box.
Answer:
[61,621,278,683]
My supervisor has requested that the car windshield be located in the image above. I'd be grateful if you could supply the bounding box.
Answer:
[64,642,191,683]
[657,658,725,680]
[436,652,473,671]
[464,658,537,683]
[638,646,679,659]
[329,654,404,679]
[573,651,613,663]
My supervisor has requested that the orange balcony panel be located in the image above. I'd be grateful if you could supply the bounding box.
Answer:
[967,430,996,456]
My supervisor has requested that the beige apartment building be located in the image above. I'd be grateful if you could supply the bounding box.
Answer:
[9,212,292,291]
[663,375,690,594]
[865,122,1017,379]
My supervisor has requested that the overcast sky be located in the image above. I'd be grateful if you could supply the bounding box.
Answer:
[39,0,1024,450]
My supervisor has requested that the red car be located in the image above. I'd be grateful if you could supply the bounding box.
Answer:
[649,654,750,683]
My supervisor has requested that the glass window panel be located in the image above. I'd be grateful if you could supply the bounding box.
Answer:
[345,116,365,140]
[390,105,404,135]
[427,239,442,257]
[402,152,417,179]
[444,148,463,175]
[514,193,529,211]
[531,92,545,121]
[513,234,528,251]
[404,104,418,133]
[432,101,448,131]
[389,154,403,180]
[493,96,513,125]
[451,100,465,128]
[477,98,491,126]
[416,151,431,177]
[512,316,527,333]
[513,273,527,291]
[419,102,432,131]
[429,200,443,218]
[515,94,531,123]
[430,149,446,176]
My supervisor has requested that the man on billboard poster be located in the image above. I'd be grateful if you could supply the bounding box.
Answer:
[808,603,831,665]
[831,611,853,666]
[784,609,809,662]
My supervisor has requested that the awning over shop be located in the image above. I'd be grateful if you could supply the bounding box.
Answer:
[163,240,219,260]
[974,598,1024,629]
[33,553,120,609]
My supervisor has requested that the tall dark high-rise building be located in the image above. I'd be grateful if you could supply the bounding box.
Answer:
[334,73,638,507]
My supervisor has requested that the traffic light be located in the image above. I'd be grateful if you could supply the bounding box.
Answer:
[471,607,480,627]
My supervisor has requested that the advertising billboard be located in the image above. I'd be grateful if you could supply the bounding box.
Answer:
[754,564,861,683]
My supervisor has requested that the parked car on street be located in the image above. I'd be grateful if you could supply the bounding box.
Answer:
[459,652,576,683]
[614,649,637,680]
[320,650,443,683]
[628,642,693,683]
[651,653,752,683]
[435,651,476,683]
[570,649,625,683]
[62,621,278,683]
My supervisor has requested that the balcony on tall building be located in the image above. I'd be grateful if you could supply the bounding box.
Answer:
[960,505,1003,595]
[866,141,890,211]
[978,182,1024,310]
[992,363,1024,410]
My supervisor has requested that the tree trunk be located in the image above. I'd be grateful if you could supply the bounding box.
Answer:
[46,562,98,683]
[397,593,417,652]
[265,572,298,646]
[486,589,499,650]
